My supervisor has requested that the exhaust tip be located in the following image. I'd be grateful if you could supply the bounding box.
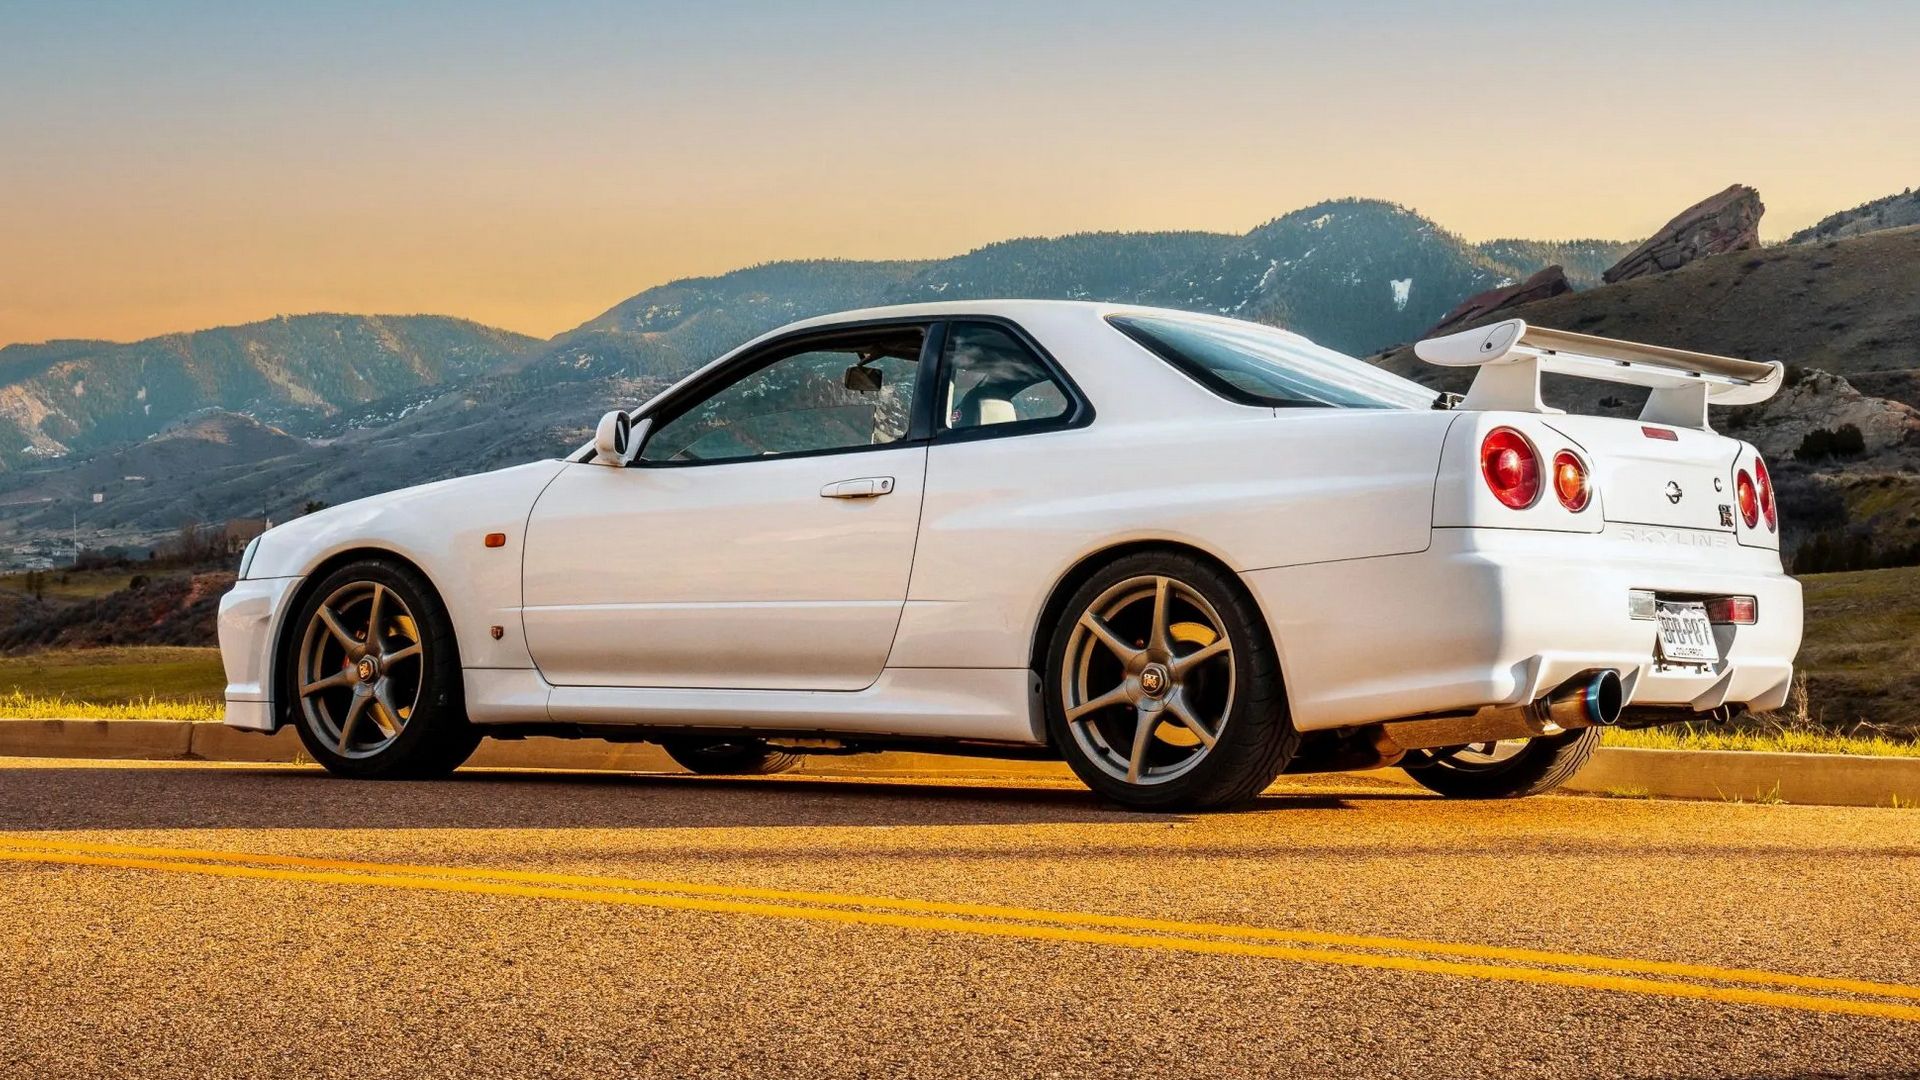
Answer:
[1584,670,1624,726]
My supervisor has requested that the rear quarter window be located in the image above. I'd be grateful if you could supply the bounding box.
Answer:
[1108,313,1436,410]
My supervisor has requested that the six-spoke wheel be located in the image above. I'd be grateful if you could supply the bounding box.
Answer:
[1044,552,1297,810]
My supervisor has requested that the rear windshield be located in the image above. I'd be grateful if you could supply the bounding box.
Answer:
[1108,313,1436,410]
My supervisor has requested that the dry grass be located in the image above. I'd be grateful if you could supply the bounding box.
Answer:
[1785,565,1920,738]
[1604,725,1920,758]
[0,690,221,721]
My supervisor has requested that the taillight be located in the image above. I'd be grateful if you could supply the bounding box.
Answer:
[1705,596,1758,624]
[1754,456,1776,531]
[1735,470,1759,528]
[1552,451,1590,511]
[1481,428,1541,509]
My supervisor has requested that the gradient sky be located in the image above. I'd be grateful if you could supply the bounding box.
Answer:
[2,0,1916,347]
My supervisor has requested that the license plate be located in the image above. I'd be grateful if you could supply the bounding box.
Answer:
[1655,600,1718,664]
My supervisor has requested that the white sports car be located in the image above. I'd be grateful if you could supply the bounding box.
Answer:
[218,300,1801,809]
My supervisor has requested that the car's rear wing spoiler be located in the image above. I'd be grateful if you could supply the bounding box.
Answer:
[1414,319,1785,429]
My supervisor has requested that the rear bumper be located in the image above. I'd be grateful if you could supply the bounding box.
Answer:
[1243,526,1801,733]
[217,576,302,732]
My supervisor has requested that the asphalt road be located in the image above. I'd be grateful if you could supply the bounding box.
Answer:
[1,757,1916,1080]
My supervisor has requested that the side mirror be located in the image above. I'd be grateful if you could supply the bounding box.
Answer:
[592,411,647,466]
[844,365,883,393]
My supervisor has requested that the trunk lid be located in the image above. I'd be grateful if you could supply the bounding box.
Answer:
[1543,416,1740,531]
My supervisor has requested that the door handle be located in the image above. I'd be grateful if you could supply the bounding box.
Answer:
[820,476,896,499]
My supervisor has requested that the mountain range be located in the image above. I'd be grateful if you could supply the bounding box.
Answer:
[1,189,1915,571]
[0,315,538,470]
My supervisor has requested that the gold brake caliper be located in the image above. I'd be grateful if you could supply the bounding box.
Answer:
[1154,622,1216,746]
[392,613,420,719]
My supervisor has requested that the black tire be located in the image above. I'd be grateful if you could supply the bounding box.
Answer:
[1043,551,1298,811]
[284,558,480,779]
[660,738,803,775]
[1401,728,1602,799]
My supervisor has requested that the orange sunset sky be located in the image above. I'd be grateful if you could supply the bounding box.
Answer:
[3,0,1917,348]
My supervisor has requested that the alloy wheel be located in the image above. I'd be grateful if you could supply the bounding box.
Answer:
[1060,574,1236,786]
[296,581,425,759]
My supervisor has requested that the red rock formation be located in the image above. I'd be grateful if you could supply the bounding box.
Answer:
[1603,184,1764,284]
[1424,265,1572,337]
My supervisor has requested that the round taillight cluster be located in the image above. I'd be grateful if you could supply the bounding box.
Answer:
[1754,456,1777,531]
[1480,427,1540,509]
[1735,469,1759,528]
[1552,451,1591,511]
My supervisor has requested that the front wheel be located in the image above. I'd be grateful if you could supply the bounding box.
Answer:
[1043,552,1297,811]
[1400,728,1602,799]
[286,558,480,779]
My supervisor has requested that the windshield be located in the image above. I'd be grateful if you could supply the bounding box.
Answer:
[1108,313,1436,410]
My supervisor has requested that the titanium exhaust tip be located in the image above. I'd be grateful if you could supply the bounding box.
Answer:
[1578,669,1624,727]
[1538,669,1624,730]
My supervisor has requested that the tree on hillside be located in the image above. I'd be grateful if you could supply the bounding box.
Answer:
[1795,424,1867,462]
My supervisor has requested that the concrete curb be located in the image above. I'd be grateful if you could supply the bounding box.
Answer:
[0,719,1915,807]
[1552,746,1919,807]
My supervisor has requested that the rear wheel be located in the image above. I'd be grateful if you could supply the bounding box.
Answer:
[286,559,480,779]
[661,738,803,775]
[1400,728,1602,799]
[1043,552,1297,810]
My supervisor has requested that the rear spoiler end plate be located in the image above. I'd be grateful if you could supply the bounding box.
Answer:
[1414,319,1784,430]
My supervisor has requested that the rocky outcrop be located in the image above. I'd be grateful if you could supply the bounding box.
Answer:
[1423,265,1572,337]
[1604,185,1764,284]
[1735,369,1920,461]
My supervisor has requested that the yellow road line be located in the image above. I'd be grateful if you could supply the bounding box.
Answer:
[1,843,1917,1023]
[2,833,1916,1004]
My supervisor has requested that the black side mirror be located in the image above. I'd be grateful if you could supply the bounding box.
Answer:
[844,365,883,393]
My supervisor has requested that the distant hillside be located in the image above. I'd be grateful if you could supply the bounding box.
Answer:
[533,199,1612,380]
[541,260,932,380]
[0,569,232,652]
[0,314,539,469]
[0,412,308,531]
[1142,205,1622,354]
[1473,238,1636,289]
[1790,187,1920,245]
[1117,200,1508,354]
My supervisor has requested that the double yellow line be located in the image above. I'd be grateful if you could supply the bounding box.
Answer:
[3,834,1916,1023]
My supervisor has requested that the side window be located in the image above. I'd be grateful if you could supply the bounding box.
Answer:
[941,323,1071,431]
[640,327,925,464]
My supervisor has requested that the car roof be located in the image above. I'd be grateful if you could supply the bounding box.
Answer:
[773,298,1113,333]
[775,299,1317,346]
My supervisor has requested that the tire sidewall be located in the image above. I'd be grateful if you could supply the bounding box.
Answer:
[1404,727,1602,799]
[285,559,471,778]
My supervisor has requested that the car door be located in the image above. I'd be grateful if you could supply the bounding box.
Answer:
[521,322,935,691]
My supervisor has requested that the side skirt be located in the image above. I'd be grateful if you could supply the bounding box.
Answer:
[462,666,1044,746]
